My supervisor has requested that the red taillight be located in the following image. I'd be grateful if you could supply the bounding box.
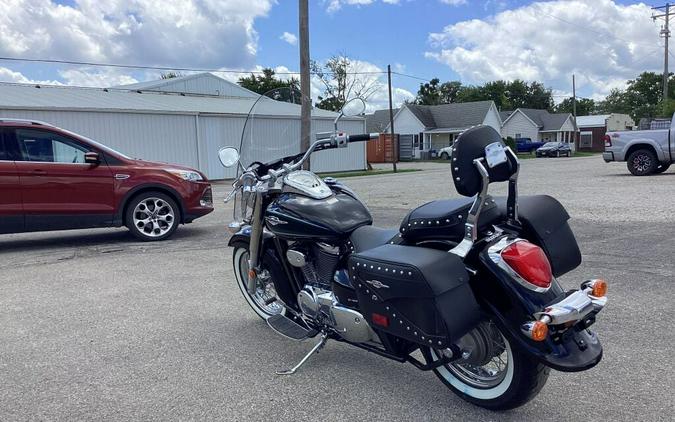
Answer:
[372,313,389,327]
[501,241,553,289]
[603,135,612,147]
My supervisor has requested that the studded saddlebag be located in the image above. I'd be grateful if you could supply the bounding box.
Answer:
[348,245,480,348]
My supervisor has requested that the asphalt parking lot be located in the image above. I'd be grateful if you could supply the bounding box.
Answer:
[1,156,673,421]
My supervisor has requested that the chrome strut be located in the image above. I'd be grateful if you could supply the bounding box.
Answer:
[276,333,329,376]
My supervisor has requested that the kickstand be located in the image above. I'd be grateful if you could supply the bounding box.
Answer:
[276,333,328,376]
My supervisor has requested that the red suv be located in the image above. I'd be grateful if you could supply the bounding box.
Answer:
[0,119,213,241]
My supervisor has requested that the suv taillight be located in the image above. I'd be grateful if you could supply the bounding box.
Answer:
[501,241,552,289]
[603,135,612,148]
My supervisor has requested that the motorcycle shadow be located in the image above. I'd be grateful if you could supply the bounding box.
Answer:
[210,318,530,418]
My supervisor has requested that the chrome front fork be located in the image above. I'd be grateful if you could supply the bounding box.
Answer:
[247,190,264,295]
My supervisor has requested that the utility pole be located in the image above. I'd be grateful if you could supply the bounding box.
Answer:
[572,74,577,146]
[387,64,397,173]
[653,3,674,101]
[299,0,311,169]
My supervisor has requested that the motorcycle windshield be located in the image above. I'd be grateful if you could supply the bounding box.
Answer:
[238,87,304,174]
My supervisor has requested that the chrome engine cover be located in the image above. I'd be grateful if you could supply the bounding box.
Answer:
[297,286,374,343]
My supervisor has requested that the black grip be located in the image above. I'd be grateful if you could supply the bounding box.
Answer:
[348,133,378,143]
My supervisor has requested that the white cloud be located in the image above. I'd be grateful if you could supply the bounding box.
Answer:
[0,0,273,70]
[425,0,661,98]
[326,0,400,13]
[440,0,467,5]
[280,32,298,46]
[58,68,138,87]
[0,67,62,85]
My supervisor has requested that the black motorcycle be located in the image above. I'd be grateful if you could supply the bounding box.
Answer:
[218,89,607,410]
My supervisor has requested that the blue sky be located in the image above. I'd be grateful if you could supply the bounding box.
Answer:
[0,1,666,109]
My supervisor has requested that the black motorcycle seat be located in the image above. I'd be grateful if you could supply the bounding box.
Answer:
[349,225,399,253]
[399,196,501,244]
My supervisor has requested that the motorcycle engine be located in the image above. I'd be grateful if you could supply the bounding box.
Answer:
[286,243,375,344]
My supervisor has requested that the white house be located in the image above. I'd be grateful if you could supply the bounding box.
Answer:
[368,101,502,157]
[501,108,577,145]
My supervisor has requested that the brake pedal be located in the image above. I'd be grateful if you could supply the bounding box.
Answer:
[267,314,316,341]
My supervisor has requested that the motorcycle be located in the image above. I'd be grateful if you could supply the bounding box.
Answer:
[218,88,607,410]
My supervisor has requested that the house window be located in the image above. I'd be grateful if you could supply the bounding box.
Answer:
[580,132,593,148]
[515,133,522,139]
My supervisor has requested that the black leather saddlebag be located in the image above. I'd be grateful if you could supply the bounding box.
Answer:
[348,245,480,348]
[516,195,581,278]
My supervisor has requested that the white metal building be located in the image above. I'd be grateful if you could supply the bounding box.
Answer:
[0,73,366,179]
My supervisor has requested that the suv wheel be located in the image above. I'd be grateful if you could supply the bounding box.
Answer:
[126,192,181,241]
[627,149,657,176]
[440,152,450,160]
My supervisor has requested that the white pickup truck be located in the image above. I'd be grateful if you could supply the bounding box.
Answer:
[603,115,675,176]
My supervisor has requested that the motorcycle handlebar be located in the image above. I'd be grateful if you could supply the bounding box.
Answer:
[348,133,379,143]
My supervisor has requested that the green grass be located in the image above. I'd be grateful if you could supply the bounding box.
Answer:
[318,168,422,178]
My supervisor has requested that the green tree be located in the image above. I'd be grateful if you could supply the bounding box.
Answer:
[415,79,463,105]
[596,88,631,115]
[238,68,299,96]
[415,78,442,105]
[555,97,596,115]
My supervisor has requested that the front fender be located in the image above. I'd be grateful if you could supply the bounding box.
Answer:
[227,224,275,248]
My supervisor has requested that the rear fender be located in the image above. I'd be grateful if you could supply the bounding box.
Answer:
[474,236,603,372]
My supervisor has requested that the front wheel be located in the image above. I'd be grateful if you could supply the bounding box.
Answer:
[232,245,285,320]
[440,152,450,160]
[422,321,550,410]
[125,191,180,241]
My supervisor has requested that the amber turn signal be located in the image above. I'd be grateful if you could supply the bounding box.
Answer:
[248,269,257,280]
[590,279,608,297]
[521,320,549,342]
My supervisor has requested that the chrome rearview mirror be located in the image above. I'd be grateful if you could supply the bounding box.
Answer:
[334,98,366,131]
[485,142,508,168]
[218,147,240,168]
[341,97,366,117]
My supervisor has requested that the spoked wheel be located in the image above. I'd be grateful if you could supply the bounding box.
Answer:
[422,321,550,410]
[126,192,180,241]
[232,246,285,320]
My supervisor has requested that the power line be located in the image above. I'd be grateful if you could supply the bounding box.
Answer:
[0,56,387,76]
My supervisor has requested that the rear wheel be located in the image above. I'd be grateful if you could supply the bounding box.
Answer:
[440,152,450,160]
[422,321,549,410]
[627,149,657,176]
[232,245,285,320]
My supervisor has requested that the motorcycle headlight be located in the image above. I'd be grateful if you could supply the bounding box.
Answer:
[166,169,203,182]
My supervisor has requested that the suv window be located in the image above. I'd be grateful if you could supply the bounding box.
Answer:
[16,129,87,163]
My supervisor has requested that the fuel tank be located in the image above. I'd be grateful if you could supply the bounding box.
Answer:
[265,190,372,241]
